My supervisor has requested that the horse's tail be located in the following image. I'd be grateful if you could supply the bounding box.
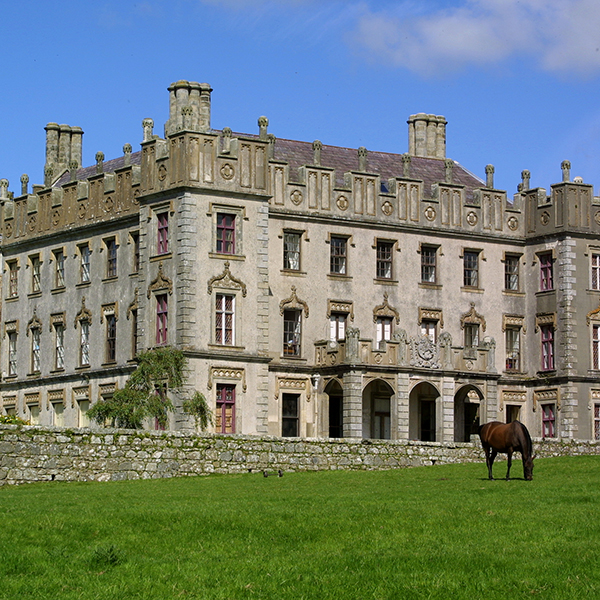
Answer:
[516,420,533,458]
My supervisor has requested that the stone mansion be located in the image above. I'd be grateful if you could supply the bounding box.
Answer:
[1,80,600,442]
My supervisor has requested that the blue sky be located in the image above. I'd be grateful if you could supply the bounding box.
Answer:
[2,0,600,196]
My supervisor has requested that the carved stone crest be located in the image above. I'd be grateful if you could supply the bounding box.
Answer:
[382,201,394,216]
[507,216,518,231]
[410,336,440,369]
[466,211,478,226]
[290,190,303,205]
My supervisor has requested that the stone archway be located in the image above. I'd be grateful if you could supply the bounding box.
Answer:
[409,381,440,441]
[362,379,394,439]
[454,385,483,442]
[324,379,344,438]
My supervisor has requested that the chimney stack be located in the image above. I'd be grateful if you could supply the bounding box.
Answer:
[407,114,447,159]
[165,80,212,136]
[44,122,84,187]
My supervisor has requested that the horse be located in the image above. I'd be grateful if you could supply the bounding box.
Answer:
[478,421,534,481]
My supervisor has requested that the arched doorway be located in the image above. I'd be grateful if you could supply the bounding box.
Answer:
[454,385,482,442]
[409,382,440,441]
[362,379,394,439]
[324,379,344,438]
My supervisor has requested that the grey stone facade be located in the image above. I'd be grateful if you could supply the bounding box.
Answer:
[2,80,600,442]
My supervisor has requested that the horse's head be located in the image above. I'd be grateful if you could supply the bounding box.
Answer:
[524,455,534,481]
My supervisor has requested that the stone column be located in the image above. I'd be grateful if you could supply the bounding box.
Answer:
[342,370,363,438]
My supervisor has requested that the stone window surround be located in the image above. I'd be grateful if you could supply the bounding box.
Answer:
[27,253,42,295]
[418,242,441,287]
[207,202,246,260]
[460,247,485,290]
[101,235,120,280]
[76,241,93,286]
[6,258,20,299]
[373,237,399,282]
[326,232,354,278]
[280,228,307,274]
[51,246,67,290]
[502,251,523,293]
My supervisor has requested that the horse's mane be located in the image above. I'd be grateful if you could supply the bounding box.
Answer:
[515,420,533,458]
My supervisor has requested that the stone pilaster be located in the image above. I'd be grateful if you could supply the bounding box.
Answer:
[175,193,198,350]
[396,372,410,440]
[343,370,363,438]
[440,376,455,442]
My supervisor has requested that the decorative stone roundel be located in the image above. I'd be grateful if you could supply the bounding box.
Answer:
[466,211,478,226]
[290,190,303,205]
[507,216,519,231]
[424,206,436,221]
[382,201,394,216]
[158,164,167,181]
[4,222,12,238]
[540,211,550,226]
[336,195,349,211]
[220,163,234,180]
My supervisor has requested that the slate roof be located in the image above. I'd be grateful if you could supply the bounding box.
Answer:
[269,137,484,198]
[54,131,484,199]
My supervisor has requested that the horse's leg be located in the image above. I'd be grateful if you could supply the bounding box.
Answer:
[488,449,497,480]
[506,450,512,480]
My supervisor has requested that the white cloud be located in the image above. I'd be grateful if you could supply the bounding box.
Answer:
[353,0,600,76]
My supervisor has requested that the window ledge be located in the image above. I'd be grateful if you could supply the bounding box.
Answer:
[502,290,525,297]
[102,361,117,367]
[49,368,65,374]
[280,356,307,362]
[27,372,41,379]
[419,282,442,290]
[102,276,118,283]
[5,296,19,302]
[51,287,66,294]
[327,274,352,281]
[27,292,42,299]
[150,253,172,262]
[281,269,307,277]
[536,289,555,296]
[209,252,246,261]
[207,344,246,351]
[374,278,397,285]
[75,365,91,371]
[461,286,484,293]
[76,282,91,289]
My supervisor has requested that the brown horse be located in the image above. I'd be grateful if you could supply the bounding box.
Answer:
[478,421,534,481]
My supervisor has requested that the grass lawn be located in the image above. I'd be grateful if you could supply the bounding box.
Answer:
[1,456,599,599]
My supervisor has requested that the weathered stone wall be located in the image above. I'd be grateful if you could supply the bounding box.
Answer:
[1,424,599,486]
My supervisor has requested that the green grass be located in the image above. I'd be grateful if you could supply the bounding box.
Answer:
[1,456,600,599]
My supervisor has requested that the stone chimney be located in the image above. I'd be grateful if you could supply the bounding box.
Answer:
[165,80,212,136]
[44,123,84,186]
[407,113,447,159]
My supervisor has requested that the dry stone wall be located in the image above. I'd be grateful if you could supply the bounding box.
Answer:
[1,424,599,486]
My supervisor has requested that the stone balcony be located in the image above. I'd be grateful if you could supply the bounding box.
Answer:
[314,328,496,374]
